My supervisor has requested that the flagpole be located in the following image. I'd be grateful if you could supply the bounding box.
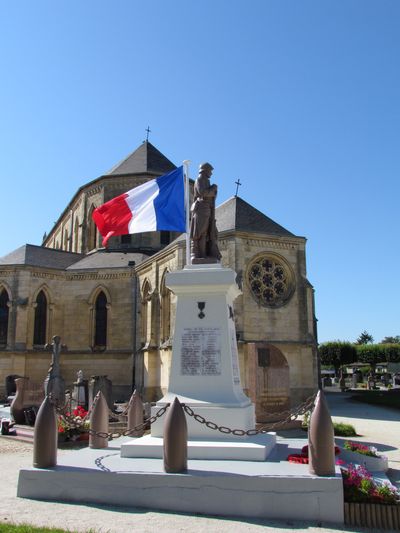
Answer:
[182,160,191,266]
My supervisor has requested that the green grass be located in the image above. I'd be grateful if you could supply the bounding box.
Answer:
[333,421,357,437]
[0,525,98,533]
[0,526,72,533]
[351,389,400,409]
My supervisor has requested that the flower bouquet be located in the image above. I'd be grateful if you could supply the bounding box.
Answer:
[58,406,90,442]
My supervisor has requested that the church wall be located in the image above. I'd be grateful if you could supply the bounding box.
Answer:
[136,249,181,401]
[0,265,136,401]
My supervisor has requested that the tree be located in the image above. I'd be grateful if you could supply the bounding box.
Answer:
[380,336,400,344]
[319,341,357,374]
[356,331,374,345]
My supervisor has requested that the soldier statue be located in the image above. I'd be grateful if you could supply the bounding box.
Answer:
[190,162,221,263]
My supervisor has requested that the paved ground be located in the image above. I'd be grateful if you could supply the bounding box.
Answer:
[325,389,400,490]
[0,390,398,533]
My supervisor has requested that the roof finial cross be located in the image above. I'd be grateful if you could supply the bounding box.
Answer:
[235,178,242,197]
[145,126,151,142]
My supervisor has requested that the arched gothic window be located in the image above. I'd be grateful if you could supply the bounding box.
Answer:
[94,291,107,347]
[88,205,98,251]
[64,229,69,251]
[34,290,47,345]
[160,273,171,344]
[0,289,9,346]
[141,281,151,347]
[74,218,80,252]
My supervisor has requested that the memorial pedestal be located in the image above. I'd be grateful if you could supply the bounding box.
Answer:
[155,264,255,435]
[121,264,276,460]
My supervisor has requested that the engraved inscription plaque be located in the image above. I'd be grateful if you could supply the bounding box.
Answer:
[181,327,221,376]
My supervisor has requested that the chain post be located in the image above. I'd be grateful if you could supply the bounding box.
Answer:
[127,390,144,437]
[89,391,109,449]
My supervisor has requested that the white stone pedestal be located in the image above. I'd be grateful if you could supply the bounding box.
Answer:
[152,264,255,438]
[121,264,273,460]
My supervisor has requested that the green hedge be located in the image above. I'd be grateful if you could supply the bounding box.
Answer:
[356,343,400,367]
[319,342,400,370]
[319,342,357,370]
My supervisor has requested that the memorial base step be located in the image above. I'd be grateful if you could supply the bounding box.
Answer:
[120,433,276,461]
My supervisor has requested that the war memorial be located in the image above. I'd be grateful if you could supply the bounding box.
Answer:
[16,161,345,525]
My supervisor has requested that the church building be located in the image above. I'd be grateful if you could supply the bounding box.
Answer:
[0,141,318,418]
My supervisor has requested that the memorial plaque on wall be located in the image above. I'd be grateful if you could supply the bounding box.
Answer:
[181,327,222,376]
[255,346,290,422]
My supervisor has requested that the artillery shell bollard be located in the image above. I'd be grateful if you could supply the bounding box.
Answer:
[163,397,187,473]
[127,390,144,437]
[89,391,109,449]
[33,396,57,469]
[308,389,335,476]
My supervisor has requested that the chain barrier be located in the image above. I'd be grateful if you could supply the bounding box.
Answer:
[88,404,169,440]
[55,393,317,441]
[183,393,317,436]
[58,404,169,441]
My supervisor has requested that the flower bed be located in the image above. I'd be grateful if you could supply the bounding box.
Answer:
[340,441,389,472]
[342,464,398,505]
[342,464,399,528]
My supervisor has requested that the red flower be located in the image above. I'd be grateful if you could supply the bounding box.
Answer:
[301,444,340,456]
[287,453,309,464]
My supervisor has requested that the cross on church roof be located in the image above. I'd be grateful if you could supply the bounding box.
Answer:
[145,126,151,142]
[235,179,242,197]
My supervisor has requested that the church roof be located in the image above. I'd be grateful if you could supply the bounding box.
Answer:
[0,245,150,271]
[216,196,296,237]
[66,251,149,270]
[105,141,176,176]
[0,245,83,269]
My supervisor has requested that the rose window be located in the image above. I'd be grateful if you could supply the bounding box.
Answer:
[247,255,294,307]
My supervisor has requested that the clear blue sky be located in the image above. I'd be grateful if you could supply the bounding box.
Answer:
[0,1,399,344]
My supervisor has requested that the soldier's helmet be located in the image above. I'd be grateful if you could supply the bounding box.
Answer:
[199,162,214,174]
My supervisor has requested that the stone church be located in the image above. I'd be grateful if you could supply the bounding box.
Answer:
[0,141,318,419]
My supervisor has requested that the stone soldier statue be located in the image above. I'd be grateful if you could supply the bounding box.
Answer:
[190,162,221,263]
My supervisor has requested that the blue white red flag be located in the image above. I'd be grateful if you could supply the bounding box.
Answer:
[93,166,185,246]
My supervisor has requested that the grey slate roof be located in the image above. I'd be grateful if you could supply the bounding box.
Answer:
[105,141,177,176]
[0,245,84,269]
[0,245,150,271]
[66,251,149,270]
[215,196,296,237]
[167,195,297,250]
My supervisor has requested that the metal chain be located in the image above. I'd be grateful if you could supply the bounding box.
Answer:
[85,404,169,441]
[183,393,316,436]
[56,393,316,440]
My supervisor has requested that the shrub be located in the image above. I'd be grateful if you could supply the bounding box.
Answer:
[384,343,400,363]
[319,342,357,373]
[356,344,386,370]
[301,412,357,436]
[333,422,357,437]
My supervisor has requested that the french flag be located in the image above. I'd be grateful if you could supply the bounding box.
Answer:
[93,166,186,247]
